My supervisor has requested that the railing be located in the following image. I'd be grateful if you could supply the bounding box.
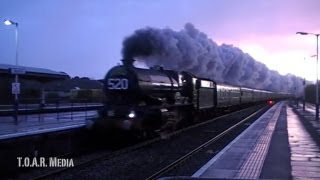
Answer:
[0,98,103,125]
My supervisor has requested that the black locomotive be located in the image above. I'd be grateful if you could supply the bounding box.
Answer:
[87,59,291,133]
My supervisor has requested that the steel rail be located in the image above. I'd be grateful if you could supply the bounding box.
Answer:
[145,105,267,180]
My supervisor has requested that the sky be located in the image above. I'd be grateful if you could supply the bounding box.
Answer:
[0,0,319,81]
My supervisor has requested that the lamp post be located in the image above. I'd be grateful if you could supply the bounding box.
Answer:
[303,57,306,111]
[4,19,19,124]
[297,31,319,120]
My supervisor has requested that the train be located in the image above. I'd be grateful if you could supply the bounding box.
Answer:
[86,59,291,134]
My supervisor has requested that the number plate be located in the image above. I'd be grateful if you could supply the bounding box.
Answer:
[108,78,128,90]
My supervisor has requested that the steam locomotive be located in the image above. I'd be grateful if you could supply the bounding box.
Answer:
[87,59,291,133]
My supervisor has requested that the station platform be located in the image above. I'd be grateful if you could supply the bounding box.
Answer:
[0,110,98,140]
[0,103,103,116]
[192,101,320,179]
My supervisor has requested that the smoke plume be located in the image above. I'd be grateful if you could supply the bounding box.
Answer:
[122,23,303,95]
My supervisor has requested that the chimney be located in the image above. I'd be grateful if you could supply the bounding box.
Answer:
[121,58,135,67]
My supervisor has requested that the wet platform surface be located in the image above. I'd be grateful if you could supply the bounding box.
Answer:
[0,110,97,140]
[192,101,320,179]
[296,102,320,136]
[288,108,320,179]
[0,103,102,116]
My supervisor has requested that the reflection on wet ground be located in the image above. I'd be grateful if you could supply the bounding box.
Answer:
[287,107,320,179]
[0,111,97,139]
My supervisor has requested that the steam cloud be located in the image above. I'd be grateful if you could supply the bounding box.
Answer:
[122,23,303,95]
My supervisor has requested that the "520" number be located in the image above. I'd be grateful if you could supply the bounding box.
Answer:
[108,78,128,90]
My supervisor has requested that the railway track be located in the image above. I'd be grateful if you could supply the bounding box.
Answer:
[16,104,268,179]
[32,139,157,179]
[146,105,267,179]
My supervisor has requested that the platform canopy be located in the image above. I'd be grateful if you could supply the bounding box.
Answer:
[0,64,69,81]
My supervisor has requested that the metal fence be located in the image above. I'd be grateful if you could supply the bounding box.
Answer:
[0,98,103,125]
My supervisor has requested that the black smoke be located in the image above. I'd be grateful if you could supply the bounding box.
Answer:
[122,23,303,95]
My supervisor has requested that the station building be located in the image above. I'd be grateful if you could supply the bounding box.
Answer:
[0,64,69,105]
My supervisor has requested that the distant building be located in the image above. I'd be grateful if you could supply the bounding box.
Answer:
[45,76,103,91]
[45,77,103,102]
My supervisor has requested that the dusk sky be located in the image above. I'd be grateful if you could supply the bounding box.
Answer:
[0,0,319,81]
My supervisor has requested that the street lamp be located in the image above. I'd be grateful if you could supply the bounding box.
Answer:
[297,31,319,120]
[4,19,19,65]
[4,19,19,124]
[302,57,306,111]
